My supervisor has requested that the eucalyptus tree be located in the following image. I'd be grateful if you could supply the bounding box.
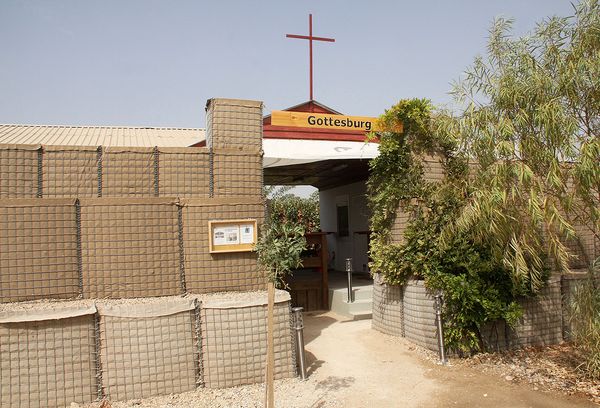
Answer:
[438,0,599,293]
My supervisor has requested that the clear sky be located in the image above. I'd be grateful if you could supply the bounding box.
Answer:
[0,0,575,128]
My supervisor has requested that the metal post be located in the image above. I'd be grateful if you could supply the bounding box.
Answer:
[292,307,307,380]
[434,293,447,365]
[346,258,354,303]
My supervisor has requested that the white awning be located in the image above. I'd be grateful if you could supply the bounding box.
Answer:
[263,139,379,168]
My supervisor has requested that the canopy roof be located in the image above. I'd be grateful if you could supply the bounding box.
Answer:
[262,100,378,189]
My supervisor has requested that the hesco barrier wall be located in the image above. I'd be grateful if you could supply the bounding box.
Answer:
[182,199,264,293]
[97,300,199,401]
[0,292,294,407]
[200,292,296,388]
[371,274,404,337]
[0,197,265,303]
[373,276,570,352]
[0,144,265,199]
[0,199,80,302]
[205,99,263,150]
[0,304,98,408]
[382,154,598,352]
[80,198,181,299]
[0,98,294,405]
[372,278,437,350]
[402,280,438,351]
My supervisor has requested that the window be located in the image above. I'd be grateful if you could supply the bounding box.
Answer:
[337,205,349,237]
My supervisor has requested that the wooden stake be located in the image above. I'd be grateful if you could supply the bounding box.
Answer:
[265,281,275,408]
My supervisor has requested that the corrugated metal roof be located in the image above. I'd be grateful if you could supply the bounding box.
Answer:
[0,124,205,147]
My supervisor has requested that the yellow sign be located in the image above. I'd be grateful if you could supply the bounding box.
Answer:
[271,111,391,132]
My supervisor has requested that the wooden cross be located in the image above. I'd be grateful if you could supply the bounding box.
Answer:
[286,14,335,101]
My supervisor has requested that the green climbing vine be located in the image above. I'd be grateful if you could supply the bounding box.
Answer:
[367,99,542,354]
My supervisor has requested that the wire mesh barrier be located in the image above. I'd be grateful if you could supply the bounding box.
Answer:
[0,199,80,302]
[0,145,39,198]
[0,304,98,408]
[0,292,295,406]
[373,278,567,353]
[0,197,267,303]
[0,144,265,199]
[158,147,211,197]
[199,292,295,388]
[212,148,263,197]
[182,198,265,293]
[564,220,599,269]
[42,146,98,198]
[80,198,181,299]
[205,99,263,150]
[371,274,404,337]
[97,299,199,401]
[0,99,296,405]
[402,280,439,351]
[512,279,563,347]
[101,147,156,197]
[389,208,410,245]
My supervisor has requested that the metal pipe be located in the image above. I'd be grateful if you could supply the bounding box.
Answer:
[434,293,447,365]
[345,258,354,303]
[292,307,307,380]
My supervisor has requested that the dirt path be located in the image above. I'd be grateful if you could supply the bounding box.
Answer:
[89,311,596,407]
[302,311,596,407]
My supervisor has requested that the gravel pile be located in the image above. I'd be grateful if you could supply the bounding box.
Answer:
[76,377,343,408]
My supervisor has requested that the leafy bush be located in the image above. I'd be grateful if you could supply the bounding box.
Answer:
[255,186,316,287]
[266,187,320,233]
[255,220,306,287]
[368,99,536,354]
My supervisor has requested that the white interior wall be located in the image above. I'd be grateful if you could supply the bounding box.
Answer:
[319,181,370,272]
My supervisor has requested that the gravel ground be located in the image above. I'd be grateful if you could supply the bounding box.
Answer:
[78,377,343,408]
[456,343,600,405]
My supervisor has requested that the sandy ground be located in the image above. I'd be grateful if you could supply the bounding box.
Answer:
[85,311,597,408]
[299,311,596,408]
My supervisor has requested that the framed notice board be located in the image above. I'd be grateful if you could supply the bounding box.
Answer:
[208,219,258,253]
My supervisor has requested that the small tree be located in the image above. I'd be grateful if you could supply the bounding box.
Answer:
[437,0,599,293]
[255,220,306,288]
[434,0,599,365]
[254,194,307,408]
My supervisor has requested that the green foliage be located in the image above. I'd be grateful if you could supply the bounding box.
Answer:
[368,0,599,357]
[266,186,320,232]
[255,220,306,288]
[368,99,532,354]
[438,0,600,293]
[255,186,316,287]
[568,259,600,379]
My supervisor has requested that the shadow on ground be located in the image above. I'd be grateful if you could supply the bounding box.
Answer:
[304,350,323,376]
[303,312,337,345]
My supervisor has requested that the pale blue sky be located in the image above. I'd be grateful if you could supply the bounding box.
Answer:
[0,0,575,128]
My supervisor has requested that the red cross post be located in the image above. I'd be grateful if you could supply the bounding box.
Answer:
[286,14,335,101]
